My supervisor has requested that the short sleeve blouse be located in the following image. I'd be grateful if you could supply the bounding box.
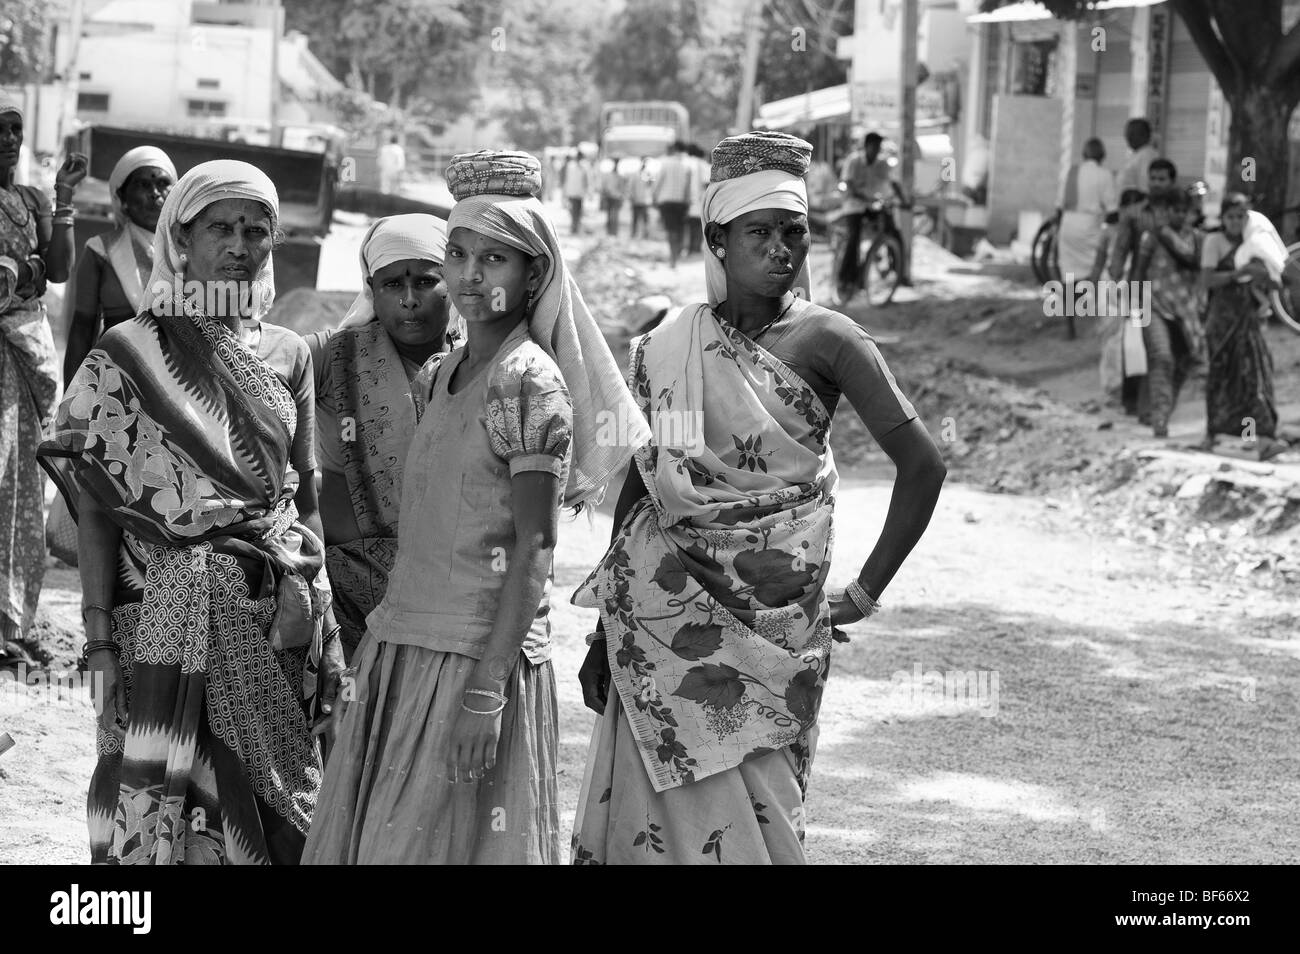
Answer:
[484,350,574,479]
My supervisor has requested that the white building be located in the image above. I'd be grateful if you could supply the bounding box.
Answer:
[74,0,284,141]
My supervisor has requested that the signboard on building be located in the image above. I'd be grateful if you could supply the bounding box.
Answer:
[1203,79,1230,225]
[1146,5,1172,138]
[853,81,946,128]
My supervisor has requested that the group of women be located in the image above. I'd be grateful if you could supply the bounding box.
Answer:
[28,119,945,863]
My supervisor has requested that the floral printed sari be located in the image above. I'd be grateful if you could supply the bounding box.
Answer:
[575,298,837,793]
[39,305,328,864]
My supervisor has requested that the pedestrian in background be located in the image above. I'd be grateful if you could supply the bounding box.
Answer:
[684,144,708,256]
[1057,138,1116,284]
[653,141,694,268]
[378,134,406,195]
[562,152,588,234]
[600,157,628,238]
[630,156,654,239]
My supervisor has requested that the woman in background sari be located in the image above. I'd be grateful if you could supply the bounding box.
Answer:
[1200,193,1287,461]
[306,213,461,661]
[39,160,342,864]
[573,132,946,864]
[1,101,84,666]
[63,146,176,384]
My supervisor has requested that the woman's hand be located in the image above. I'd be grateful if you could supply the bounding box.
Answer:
[828,595,865,628]
[579,638,611,714]
[444,693,503,783]
[55,153,88,193]
[88,648,127,741]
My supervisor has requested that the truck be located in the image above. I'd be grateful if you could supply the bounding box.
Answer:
[599,101,690,161]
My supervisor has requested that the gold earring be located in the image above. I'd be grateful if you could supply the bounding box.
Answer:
[715,248,725,259]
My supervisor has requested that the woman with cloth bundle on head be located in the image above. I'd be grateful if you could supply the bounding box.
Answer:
[1,100,85,667]
[304,150,647,865]
[63,146,176,385]
[305,213,462,662]
[38,160,343,864]
[572,131,946,865]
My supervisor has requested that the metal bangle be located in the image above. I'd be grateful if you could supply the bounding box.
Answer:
[845,580,881,618]
[461,687,507,716]
[81,639,118,661]
[81,603,112,622]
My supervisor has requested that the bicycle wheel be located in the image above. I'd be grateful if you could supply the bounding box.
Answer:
[1270,242,1300,334]
[863,234,902,307]
[1031,218,1059,284]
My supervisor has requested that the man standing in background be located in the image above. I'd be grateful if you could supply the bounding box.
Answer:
[653,141,694,268]
[630,156,654,239]
[377,134,406,195]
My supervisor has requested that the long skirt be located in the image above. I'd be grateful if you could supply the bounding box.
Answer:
[89,556,322,865]
[1204,283,1277,439]
[302,639,560,864]
[571,698,814,865]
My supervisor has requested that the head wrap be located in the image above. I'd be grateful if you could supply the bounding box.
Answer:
[339,213,449,328]
[148,159,279,321]
[445,150,543,199]
[445,150,649,505]
[701,132,814,306]
[107,145,177,227]
[0,102,21,120]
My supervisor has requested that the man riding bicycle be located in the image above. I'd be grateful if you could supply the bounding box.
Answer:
[837,131,909,289]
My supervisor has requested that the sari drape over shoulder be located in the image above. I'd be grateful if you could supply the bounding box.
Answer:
[574,299,837,793]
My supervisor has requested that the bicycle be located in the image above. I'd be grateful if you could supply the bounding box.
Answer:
[829,196,906,308]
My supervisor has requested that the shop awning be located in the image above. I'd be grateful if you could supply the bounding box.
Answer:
[756,84,851,130]
[967,0,1165,23]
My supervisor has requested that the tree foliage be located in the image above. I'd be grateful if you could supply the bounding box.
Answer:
[757,0,853,103]
[0,0,52,85]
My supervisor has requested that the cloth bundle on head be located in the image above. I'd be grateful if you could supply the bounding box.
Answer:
[0,102,21,119]
[445,150,543,200]
[148,159,279,321]
[339,212,449,328]
[108,146,177,226]
[1236,209,1288,284]
[702,131,814,307]
[444,150,649,505]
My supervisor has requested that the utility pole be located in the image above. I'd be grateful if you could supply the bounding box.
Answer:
[898,0,918,284]
[734,0,764,134]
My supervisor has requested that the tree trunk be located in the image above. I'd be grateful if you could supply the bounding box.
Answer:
[1226,85,1297,223]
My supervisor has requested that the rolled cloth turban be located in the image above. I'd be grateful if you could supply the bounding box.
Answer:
[444,150,649,505]
[339,213,450,327]
[107,145,177,226]
[702,131,814,306]
[0,102,21,119]
[148,159,279,321]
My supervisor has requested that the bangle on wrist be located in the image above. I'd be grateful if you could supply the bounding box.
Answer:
[82,603,112,622]
[844,580,880,619]
[81,639,118,661]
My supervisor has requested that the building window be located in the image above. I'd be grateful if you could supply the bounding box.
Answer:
[186,99,228,118]
[1010,39,1059,97]
[77,92,110,112]
[78,72,92,81]
[197,78,220,90]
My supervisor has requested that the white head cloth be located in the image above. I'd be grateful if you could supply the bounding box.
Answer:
[148,159,279,321]
[447,193,650,505]
[1236,209,1288,283]
[701,169,812,307]
[339,213,449,328]
[108,146,177,226]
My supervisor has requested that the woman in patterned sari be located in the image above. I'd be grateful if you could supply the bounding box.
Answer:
[63,145,176,385]
[1200,193,1288,461]
[38,160,343,864]
[1,101,84,666]
[306,214,461,661]
[572,132,946,864]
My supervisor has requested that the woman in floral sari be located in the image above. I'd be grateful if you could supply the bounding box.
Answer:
[39,160,342,864]
[1200,193,1288,461]
[573,132,946,864]
[1,101,84,666]
[306,213,461,661]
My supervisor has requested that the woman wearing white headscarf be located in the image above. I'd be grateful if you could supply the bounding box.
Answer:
[305,151,647,865]
[0,101,85,666]
[62,145,176,385]
[39,159,342,864]
[572,131,946,864]
[305,213,462,660]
